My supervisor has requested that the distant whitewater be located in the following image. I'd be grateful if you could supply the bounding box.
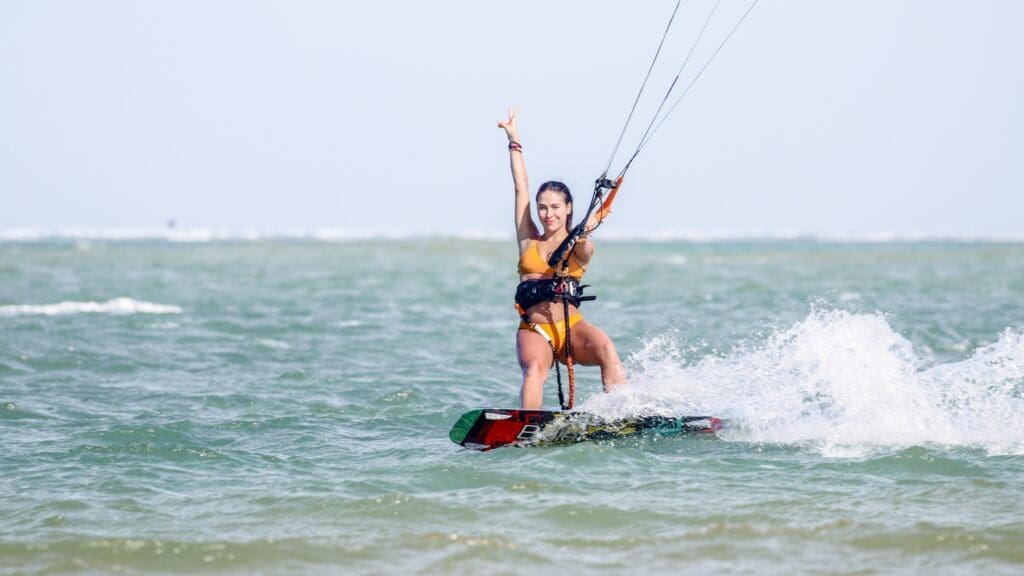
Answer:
[0,297,182,316]
[3,227,1024,243]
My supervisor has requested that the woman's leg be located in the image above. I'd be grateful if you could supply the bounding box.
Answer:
[516,328,554,409]
[567,319,626,392]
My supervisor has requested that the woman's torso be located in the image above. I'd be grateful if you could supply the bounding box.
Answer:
[517,237,586,324]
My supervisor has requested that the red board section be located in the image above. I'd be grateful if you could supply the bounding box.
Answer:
[463,410,556,450]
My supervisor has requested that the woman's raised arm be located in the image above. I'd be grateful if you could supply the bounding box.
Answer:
[498,107,537,244]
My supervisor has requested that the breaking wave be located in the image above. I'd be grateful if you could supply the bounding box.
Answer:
[582,309,1024,456]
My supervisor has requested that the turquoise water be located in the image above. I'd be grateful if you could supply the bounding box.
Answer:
[2,237,1024,574]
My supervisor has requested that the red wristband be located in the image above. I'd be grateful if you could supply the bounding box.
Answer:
[508,141,522,152]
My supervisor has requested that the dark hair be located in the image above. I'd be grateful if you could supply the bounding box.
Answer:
[536,181,573,232]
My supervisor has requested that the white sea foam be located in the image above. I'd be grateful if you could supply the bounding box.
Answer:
[0,298,183,317]
[581,309,1024,456]
[257,338,291,349]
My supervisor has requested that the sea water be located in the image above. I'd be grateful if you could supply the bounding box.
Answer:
[2,234,1023,574]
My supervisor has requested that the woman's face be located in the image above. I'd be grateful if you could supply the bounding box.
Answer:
[536,191,571,234]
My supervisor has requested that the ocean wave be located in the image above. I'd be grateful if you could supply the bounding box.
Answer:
[0,298,183,317]
[2,227,1023,243]
[582,309,1024,456]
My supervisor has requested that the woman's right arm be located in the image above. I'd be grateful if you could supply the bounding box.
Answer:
[498,107,537,245]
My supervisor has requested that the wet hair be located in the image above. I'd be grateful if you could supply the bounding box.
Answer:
[536,181,573,232]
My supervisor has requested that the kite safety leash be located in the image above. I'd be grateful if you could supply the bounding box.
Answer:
[559,278,576,410]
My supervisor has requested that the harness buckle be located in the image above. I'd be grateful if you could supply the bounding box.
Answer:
[554,278,578,298]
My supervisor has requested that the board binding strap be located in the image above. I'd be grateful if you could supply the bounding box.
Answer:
[449,408,723,451]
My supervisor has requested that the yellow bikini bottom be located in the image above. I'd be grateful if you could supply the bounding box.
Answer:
[519,314,582,362]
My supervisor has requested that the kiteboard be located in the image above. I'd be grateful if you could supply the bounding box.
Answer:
[449,408,722,451]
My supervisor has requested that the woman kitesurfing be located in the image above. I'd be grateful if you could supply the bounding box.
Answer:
[499,107,626,410]
[482,0,760,415]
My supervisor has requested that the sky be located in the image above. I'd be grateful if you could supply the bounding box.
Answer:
[2,0,1022,237]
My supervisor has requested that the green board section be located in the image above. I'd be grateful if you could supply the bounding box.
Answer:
[448,409,482,445]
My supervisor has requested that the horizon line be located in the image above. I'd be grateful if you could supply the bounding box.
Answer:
[2,226,1024,243]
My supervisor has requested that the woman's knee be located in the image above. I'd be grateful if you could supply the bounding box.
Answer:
[521,359,549,380]
[596,340,619,364]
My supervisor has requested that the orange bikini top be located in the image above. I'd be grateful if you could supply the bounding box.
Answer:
[517,237,586,279]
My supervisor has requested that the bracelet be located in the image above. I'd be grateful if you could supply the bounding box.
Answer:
[508,141,523,152]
